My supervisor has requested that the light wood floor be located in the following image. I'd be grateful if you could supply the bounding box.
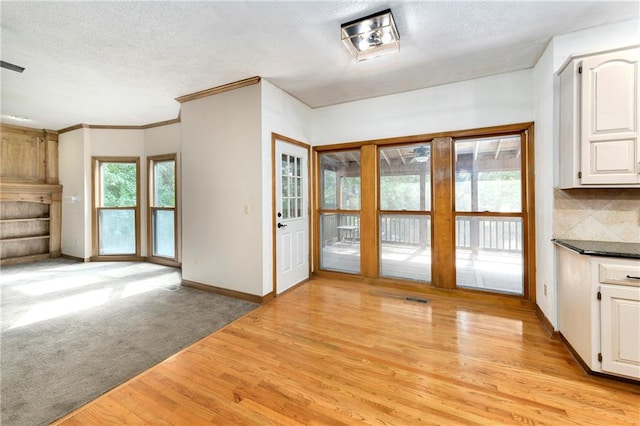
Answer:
[53,279,639,425]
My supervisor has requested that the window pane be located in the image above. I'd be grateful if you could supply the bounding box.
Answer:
[153,210,175,258]
[154,161,175,207]
[101,162,137,207]
[320,151,361,210]
[320,213,360,274]
[455,216,523,295]
[455,136,521,212]
[99,209,135,254]
[380,144,431,211]
[380,214,431,282]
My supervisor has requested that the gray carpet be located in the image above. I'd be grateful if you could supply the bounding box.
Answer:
[0,258,258,426]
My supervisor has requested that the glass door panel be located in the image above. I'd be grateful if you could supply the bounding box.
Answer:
[319,151,361,274]
[379,143,431,282]
[454,135,524,295]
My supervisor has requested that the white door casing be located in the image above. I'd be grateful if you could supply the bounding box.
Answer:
[275,138,309,294]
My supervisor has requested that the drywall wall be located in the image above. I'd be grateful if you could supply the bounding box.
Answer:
[312,69,533,145]
[180,84,264,295]
[58,127,87,259]
[533,18,639,329]
[260,79,313,295]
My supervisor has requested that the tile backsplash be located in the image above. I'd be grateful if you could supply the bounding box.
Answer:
[554,188,640,243]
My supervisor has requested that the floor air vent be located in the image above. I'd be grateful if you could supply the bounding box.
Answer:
[404,296,429,304]
[164,285,180,291]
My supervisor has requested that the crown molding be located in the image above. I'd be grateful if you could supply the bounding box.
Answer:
[175,76,261,104]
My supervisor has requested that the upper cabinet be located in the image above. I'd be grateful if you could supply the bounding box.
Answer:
[558,46,640,188]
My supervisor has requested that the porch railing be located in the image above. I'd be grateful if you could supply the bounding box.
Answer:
[321,213,522,253]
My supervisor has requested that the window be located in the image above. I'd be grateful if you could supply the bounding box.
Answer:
[148,154,177,261]
[93,157,140,257]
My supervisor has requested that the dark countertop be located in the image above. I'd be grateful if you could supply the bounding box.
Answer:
[553,239,640,259]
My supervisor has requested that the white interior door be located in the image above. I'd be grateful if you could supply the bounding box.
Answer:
[275,139,309,294]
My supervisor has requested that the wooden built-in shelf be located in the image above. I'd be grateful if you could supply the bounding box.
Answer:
[1,235,51,243]
[0,217,50,223]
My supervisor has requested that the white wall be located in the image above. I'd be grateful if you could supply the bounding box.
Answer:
[260,79,313,295]
[180,84,264,295]
[312,69,533,145]
[533,18,639,329]
[58,128,88,259]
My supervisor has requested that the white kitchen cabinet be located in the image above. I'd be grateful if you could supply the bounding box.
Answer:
[558,46,640,188]
[600,284,640,379]
[556,244,640,381]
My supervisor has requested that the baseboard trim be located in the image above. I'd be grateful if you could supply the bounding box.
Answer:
[535,305,559,339]
[145,256,181,268]
[182,279,272,304]
[61,254,90,263]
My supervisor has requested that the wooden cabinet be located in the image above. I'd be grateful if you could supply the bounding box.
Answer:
[557,245,640,381]
[0,124,62,265]
[558,46,640,188]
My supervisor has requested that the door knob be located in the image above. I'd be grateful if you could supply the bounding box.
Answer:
[277,223,287,228]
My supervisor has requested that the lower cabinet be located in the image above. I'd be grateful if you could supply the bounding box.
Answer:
[600,284,640,379]
[556,245,640,381]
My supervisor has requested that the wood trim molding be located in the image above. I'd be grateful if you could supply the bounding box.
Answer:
[57,117,181,134]
[144,256,181,268]
[90,255,145,262]
[175,76,261,104]
[182,279,273,304]
[62,254,90,263]
[314,122,535,152]
[1,123,58,137]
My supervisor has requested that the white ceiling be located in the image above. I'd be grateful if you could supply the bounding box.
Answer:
[1,1,638,131]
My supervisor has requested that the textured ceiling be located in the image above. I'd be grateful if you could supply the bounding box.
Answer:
[1,1,638,130]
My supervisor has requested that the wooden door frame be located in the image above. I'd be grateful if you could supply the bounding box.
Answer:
[271,133,312,295]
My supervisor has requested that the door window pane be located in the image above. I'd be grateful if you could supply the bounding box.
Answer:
[320,151,361,210]
[455,136,521,212]
[380,214,431,282]
[99,209,135,254]
[153,210,175,258]
[101,163,137,207]
[455,216,523,295]
[320,213,360,274]
[282,153,303,220]
[380,143,431,211]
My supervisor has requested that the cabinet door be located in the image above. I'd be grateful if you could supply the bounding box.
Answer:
[581,48,640,184]
[600,284,640,379]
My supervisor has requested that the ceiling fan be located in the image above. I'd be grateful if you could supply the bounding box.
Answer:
[405,146,430,163]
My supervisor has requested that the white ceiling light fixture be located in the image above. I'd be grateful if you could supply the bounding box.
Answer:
[341,9,400,61]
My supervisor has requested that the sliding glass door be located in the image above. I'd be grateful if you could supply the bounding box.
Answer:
[454,135,524,295]
[314,124,534,299]
[318,151,361,274]
[379,143,432,282]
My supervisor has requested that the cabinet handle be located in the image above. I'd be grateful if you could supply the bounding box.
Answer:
[627,275,640,280]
